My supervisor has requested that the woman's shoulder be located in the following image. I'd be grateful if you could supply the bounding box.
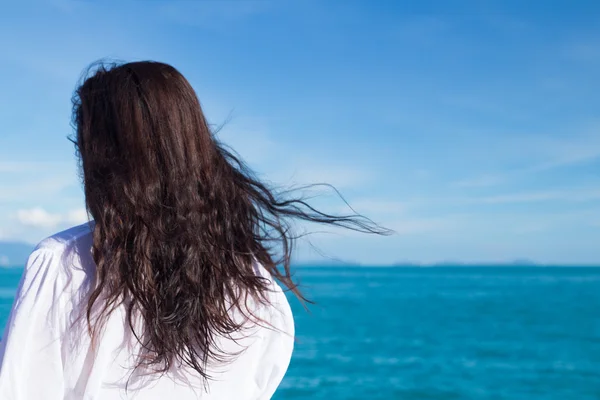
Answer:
[34,222,94,254]
[25,222,95,282]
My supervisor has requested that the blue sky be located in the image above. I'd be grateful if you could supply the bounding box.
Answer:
[1,0,599,265]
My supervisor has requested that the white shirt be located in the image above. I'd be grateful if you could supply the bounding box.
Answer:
[0,223,294,399]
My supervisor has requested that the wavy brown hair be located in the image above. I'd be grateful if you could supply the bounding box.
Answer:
[71,61,390,380]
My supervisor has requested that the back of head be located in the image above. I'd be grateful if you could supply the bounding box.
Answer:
[74,61,219,226]
[71,60,388,379]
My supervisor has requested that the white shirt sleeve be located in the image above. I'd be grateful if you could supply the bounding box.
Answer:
[254,282,295,400]
[0,248,66,399]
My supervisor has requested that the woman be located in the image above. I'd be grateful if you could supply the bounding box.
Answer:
[0,61,386,399]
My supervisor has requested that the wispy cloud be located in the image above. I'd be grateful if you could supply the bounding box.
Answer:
[0,162,42,173]
[527,133,600,171]
[16,208,62,228]
[423,186,600,207]
[1,1,599,263]
[452,131,600,188]
[564,36,600,64]
[216,124,277,167]
[387,216,458,236]
[281,165,371,190]
[470,188,600,204]
[344,199,407,215]
[155,0,270,29]
[0,161,71,173]
[216,121,372,190]
[15,207,88,229]
[453,174,506,188]
[0,175,76,202]
[47,0,83,14]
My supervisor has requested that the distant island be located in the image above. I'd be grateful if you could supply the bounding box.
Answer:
[426,258,539,267]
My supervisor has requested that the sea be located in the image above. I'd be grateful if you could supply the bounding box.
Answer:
[1,266,600,399]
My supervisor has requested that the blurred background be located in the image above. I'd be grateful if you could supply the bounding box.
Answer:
[1,1,599,399]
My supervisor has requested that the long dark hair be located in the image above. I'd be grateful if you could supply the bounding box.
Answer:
[71,61,390,380]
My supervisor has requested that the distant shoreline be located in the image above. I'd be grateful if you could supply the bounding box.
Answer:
[3,263,600,270]
[294,263,600,268]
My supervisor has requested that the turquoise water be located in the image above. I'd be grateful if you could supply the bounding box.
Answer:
[2,266,600,399]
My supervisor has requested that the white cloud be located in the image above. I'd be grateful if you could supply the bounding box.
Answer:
[16,208,63,228]
[15,207,88,229]
[65,208,89,224]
